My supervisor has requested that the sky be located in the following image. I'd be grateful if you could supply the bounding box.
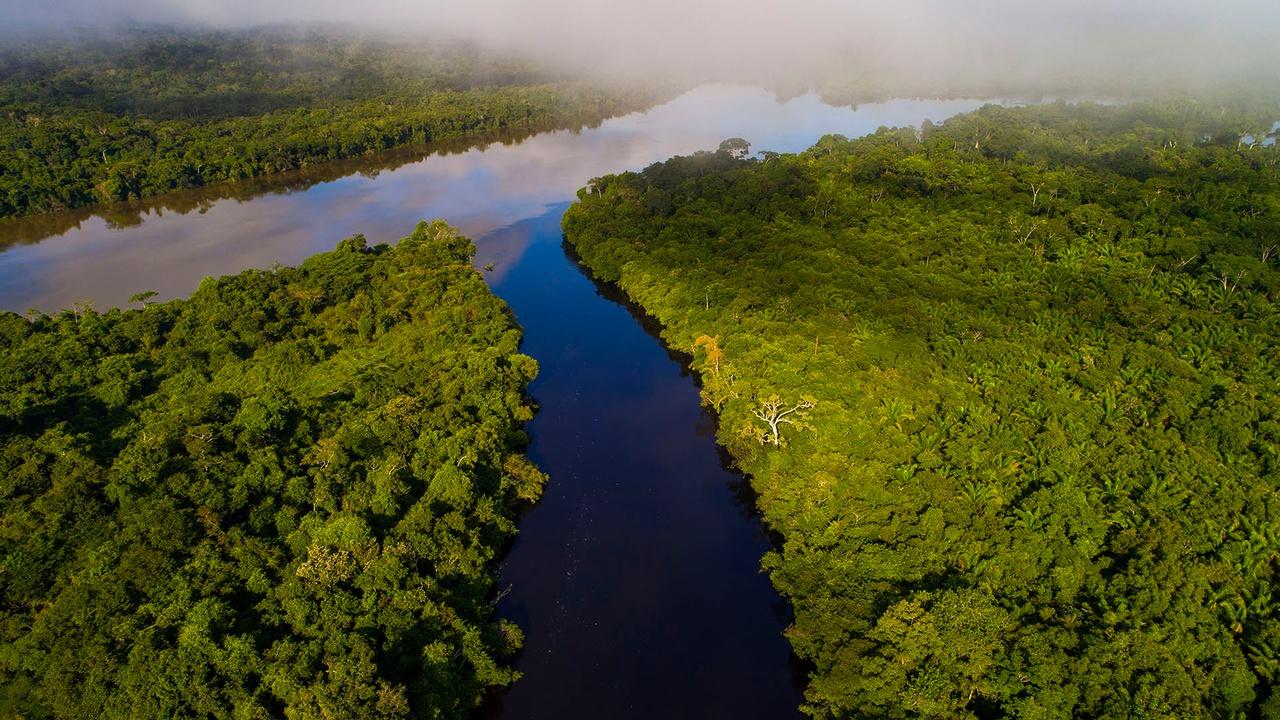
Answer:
[6,0,1279,89]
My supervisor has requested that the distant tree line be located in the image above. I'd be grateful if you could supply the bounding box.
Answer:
[0,29,660,219]
[0,118,564,251]
[565,99,1280,718]
[0,221,545,717]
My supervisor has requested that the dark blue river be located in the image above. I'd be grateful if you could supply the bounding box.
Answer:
[0,85,1007,718]
[478,205,804,718]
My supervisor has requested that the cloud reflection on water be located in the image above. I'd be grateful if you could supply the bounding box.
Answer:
[0,85,1007,313]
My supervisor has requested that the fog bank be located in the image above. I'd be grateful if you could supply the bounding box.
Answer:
[6,0,1279,93]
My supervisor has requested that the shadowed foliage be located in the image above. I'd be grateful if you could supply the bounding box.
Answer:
[0,28,659,219]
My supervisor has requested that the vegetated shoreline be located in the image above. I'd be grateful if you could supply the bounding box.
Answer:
[0,221,547,717]
[0,83,660,222]
[563,98,1280,717]
[0,27,675,222]
[0,112,627,251]
[562,235,797,547]
[560,231,816,688]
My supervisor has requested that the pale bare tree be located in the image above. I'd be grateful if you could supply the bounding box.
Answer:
[1216,270,1244,293]
[749,394,816,447]
[1008,214,1044,245]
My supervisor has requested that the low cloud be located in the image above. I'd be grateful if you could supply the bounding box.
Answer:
[6,0,1279,92]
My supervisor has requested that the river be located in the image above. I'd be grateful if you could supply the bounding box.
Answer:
[0,85,1007,718]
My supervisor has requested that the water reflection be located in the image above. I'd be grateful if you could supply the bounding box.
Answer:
[0,124,567,251]
[0,85,1004,313]
[0,84,1025,718]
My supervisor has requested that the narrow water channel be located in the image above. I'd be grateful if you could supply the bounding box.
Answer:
[477,205,804,718]
[0,85,1014,718]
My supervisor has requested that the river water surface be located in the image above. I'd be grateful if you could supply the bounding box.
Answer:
[0,85,1006,718]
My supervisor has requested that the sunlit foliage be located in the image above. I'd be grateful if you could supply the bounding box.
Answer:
[0,221,544,718]
[566,100,1280,718]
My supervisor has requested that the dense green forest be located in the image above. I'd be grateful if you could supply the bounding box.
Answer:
[0,28,657,219]
[0,119,563,252]
[565,101,1280,718]
[0,221,545,717]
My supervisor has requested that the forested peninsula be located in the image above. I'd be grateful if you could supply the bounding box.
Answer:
[565,101,1280,718]
[0,29,656,219]
[0,221,545,717]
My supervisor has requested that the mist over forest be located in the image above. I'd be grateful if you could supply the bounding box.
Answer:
[6,0,1280,94]
[2,2,1279,719]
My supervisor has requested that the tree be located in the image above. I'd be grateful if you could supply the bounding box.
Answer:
[693,334,738,411]
[718,137,752,159]
[748,394,816,446]
[693,334,725,374]
[129,290,159,308]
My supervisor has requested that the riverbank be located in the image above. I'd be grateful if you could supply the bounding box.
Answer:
[475,205,804,718]
[562,99,1280,717]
